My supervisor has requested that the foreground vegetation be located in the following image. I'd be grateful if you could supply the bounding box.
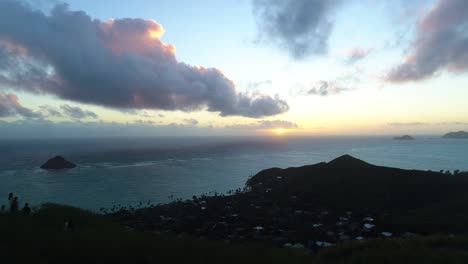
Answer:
[1,204,468,263]
[0,204,311,264]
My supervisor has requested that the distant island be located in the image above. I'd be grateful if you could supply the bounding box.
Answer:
[40,156,76,169]
[393,135,415,140]
[443,131,468,139]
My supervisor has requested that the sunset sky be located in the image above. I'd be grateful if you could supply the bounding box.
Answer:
[1,0,467,137]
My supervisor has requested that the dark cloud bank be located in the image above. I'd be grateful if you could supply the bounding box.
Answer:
[387,0,468,82]
[0,0,288,118]
[253,0,341,59]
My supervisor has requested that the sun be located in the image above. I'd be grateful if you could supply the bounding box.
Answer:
[272,128,287,135]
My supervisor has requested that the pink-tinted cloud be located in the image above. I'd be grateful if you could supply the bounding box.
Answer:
[0,0,288,118]
[387,0,468,82]
[0,90,42,118]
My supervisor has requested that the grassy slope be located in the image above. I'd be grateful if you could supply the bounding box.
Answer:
[0,204,310,264]
[1,204,468,264]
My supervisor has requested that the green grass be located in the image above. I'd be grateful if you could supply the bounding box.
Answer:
[1,204,468,264]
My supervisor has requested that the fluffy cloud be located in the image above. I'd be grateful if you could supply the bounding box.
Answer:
[0,90,42,118]
[0,0,288,118]
[387,0,468,82]
[253,0,341,59]
[226,119,298,130]
[60,104,98,120]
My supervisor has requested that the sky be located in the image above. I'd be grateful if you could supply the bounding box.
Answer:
[0,0,467,137]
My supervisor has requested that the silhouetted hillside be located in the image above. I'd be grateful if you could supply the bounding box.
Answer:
[247,154,468,211]
[247,155,468,234]
[113,155,468,249]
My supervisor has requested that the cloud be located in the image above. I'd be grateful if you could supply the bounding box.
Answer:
[388,121,468,126]
[0,0,288,118]
[134,119,156,125]
[297,80,353,96]
[0,90,42,118]
[226,119,298,130]
[253,0,341,59]
[387,0,468,82]
[388,122,425,126]
[60,104,98,120]
[345,47,372,64]
[183,118,199,125]
[39,105,63,117]
[0,119,221,138]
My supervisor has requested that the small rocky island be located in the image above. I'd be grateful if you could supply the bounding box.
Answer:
[40,156,76,169]
[443,131,468,139]
[393,135,415,140]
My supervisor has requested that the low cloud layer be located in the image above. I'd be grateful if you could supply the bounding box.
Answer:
[387,0,468,82]
[388,121,468,126]
[0,90,41,118]
[60,104,98,120]
[0,119,218,138]
[388,122,425,126]
[183,118,199,126]
[226,119,298,130]
[37,104,98,120]
[39,105,63,117]
[253,0,341,59]
[0,0,288,118]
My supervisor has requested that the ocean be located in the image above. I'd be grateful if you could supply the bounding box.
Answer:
[0,136,467,210]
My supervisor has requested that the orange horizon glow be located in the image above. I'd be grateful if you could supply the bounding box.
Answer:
[271,128,288,135]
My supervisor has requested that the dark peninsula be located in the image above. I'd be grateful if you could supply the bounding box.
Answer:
[112,155,468,250]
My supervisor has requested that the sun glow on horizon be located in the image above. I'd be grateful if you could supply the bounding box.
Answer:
[272,128,287,135]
